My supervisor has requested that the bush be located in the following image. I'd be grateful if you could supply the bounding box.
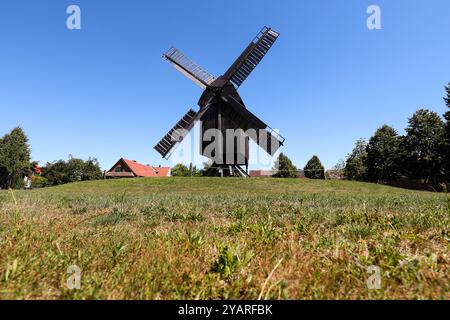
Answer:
[31,176,48,188]
[171,163,202,177]
[171,164,190,177]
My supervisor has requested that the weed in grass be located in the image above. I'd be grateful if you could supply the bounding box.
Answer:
[227,221,248,236]
[8,189,20,223]
[168,210,204,223]
[253,220,280,245]
[112,243,128,263]
[143,218,159,229]
[295,220,310,235]
[176,230,205,250]
[58,196,90,215]
[347,224,373,240]
[230,206,248,220]
[187,211,204,222]
[93,208,129,226]
[3,259,18,282]
[211,245,253,280]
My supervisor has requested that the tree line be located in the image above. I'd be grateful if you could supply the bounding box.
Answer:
[344,84,450,189]
[0,127,102,189]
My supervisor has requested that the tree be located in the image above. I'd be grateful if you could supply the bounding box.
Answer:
[0,127,31,189]
[171,163,190,177]
[443,83,450,180]
[405,109,446,184]
[41,160,70,186]
[41,156,102,186]
[81,157,103,181]
[66,156,85,182]
[365,125,402,184]
[444,83,450,116]
[344,139,368,181]
[273,153,298,178]
[304,155,325,179]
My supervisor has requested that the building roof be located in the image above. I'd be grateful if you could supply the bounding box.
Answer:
[107,158,171,177]
[105,171,135,178]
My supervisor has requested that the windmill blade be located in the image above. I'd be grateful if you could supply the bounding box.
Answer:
[224,27,280,88]
[163,47,216,90]
[154,108,198,159]
[221,95,285,156]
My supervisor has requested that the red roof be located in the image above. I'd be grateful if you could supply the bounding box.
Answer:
[250,170,275,177]
[107,158,171,178]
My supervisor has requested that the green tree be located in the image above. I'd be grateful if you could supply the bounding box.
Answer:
[42,156,102,186]
[443,83,450,180]
[405,109,446,184]
[273,153,298,178]
[366,125,402,184]
[0,127,31,189]
[344,139,368,181]
[171,163,190,177]
[304,155,325,179]
[81,157,103,181]
[66,156,85,182]
[41,160,70,185]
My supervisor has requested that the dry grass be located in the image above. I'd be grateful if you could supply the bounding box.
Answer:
[0,177,449,299]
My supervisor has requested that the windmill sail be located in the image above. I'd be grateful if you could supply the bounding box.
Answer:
[154,108,198,159]
[224,27,280,88]
[222,95,285,156]
[163,47,216,90]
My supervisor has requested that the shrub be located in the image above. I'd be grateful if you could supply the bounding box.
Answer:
[31,176,48,188]
[171,163,190,177]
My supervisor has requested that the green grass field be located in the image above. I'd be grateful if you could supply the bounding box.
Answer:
[0,178,449,299]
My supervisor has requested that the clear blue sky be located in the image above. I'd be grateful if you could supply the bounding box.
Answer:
[1,0,449,171]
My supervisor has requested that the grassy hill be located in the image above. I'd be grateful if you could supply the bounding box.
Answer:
[0,178,448,299]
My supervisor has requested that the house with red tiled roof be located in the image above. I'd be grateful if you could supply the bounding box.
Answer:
[105,158,171,178]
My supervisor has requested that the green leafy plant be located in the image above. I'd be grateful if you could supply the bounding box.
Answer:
[211,245,253,279]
